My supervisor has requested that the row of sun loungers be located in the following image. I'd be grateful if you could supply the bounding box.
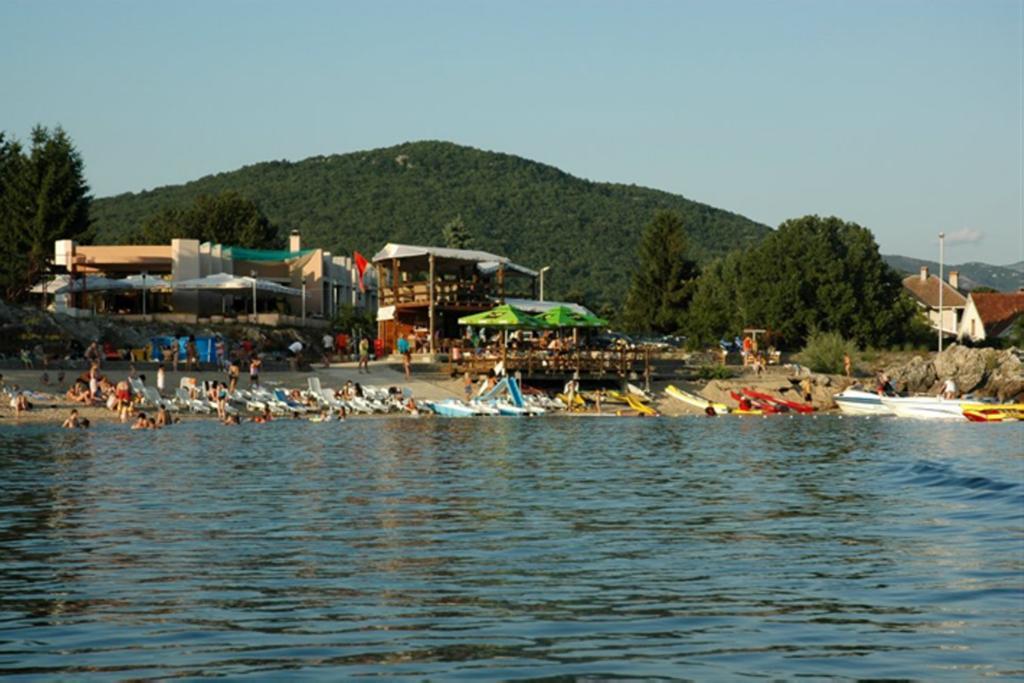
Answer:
[127,377,407,416]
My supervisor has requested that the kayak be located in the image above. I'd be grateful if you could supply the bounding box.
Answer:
[732,408,764,416]
[729,390,782,414]
[666,385,729,415]
[623,394,659,416]
[742,388,815,414]
[962,403,1024,422]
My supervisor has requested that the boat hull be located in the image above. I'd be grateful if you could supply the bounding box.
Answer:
[834,389,893,416]
[666,385,729,415]
[880,396,974,420]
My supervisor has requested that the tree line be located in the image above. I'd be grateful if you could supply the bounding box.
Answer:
[621,210,926,349]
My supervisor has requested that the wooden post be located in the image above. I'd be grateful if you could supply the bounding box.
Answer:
[428,253,435,354]
[391,259,399,303]
[497,264,505,303]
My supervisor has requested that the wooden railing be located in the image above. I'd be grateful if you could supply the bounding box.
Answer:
[380,280,495,307]
[450,347,653,379]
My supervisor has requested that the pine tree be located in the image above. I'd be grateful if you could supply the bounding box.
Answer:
[442,214,472,249]
[620,210,699,333]
[0,126,92,299]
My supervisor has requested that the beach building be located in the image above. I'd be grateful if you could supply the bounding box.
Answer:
[372,243,540,353]
[901,266,966,339]
[957,291,1024,343]
[46,231,376,327]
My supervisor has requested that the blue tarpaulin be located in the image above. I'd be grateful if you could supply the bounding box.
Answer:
[150,336,219,363]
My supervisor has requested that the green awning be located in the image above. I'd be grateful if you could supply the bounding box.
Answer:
[222,246,316,262]
[458,304,546,329]
[538,305,608,328]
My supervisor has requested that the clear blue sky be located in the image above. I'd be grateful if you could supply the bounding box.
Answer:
[2,0,1021,265]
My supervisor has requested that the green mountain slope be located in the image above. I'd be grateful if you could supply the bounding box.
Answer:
[90,140,771,308]
[882,254,1024,292]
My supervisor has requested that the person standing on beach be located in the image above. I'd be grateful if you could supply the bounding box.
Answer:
[88,363,100,401]
[322,332,334,366]
[843,352,852,378]
[249,355,262,387]
[358,338,370,373]
[227,359,240,394]
[156,363,166,395]
[186,336,199,371]
[397,335,411,378]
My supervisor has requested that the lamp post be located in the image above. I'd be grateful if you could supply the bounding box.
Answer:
[250,270,258,317]
[141,270,147,316]
[938,232,945,354]
[301,275,307,324]
[538,265,551,302]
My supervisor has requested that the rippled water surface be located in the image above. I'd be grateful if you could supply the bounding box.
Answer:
[0,416,1021,680]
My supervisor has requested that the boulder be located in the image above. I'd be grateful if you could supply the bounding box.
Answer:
[987,350,1024,401]
[886,355,936,395]
[933,343,991,394]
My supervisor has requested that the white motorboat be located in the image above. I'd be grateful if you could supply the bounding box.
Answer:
[880,395,976,420]
[833,388,893,416]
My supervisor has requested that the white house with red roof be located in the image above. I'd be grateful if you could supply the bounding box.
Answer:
[958,291,1024,343]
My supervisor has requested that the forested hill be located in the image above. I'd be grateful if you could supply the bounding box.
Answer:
[90,141,771,308]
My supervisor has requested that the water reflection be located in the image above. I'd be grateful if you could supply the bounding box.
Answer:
[0,418,1020,679]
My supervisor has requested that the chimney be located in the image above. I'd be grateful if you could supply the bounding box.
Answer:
[919,265,929,282]
[948,270,959,290]
[289,230,301,253]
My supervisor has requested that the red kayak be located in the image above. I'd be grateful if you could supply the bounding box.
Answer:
[729,390,783,414]
[742,388,815,414]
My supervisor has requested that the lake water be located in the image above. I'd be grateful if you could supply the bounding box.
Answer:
[0,416,1021,680]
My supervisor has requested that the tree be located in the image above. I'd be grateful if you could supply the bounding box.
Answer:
[685,250,745,347]
[0,126,92,299]
[442,214,471,249]
[738,215,914,347]
[620,210,700,333]
[136,191,280,248]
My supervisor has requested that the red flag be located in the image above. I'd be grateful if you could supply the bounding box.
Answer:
[353,251,369,292]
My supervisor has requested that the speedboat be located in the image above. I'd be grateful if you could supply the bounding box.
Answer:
[833,388,893,416]
[880,395,977,420]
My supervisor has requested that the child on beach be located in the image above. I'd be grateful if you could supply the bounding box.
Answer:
[249,356,261,387]
[157,364,166,394]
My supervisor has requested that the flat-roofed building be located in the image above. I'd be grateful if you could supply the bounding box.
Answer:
[48,231,376,327]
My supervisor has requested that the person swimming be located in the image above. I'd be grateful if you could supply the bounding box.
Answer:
[61,409,80,429]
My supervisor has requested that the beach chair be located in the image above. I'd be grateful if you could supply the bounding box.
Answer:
[174,386,213,413]
[273,388,310,413]
[142,386,177,411]
[249,387,290,414]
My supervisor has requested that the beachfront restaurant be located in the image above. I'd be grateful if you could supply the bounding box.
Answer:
[45,232,376,327]
[373,243,540,354]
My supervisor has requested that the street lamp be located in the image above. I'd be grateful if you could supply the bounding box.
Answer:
[938,232,945,353]
[250,270,258,317]
[141,270,147,316]
[538,265,551,302]
[301,275,307,324]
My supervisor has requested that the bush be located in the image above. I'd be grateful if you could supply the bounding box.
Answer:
[696,364,733,380]
[796,330,857,374]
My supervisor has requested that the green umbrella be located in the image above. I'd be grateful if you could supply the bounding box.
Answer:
[458,304,545,329]
[538,305,608,328]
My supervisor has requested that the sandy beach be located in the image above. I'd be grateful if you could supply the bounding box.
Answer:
[0,360,466,426]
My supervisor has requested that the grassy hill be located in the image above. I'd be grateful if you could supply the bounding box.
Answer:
[89,141,771,310]
[882,254,1024,292]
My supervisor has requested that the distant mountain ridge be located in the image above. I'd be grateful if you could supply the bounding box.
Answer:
[89,141,771,308]
[882,254,1023,292]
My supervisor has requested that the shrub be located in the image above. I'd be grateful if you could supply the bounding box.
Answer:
[696,364,733,380]
[796,330,857,374]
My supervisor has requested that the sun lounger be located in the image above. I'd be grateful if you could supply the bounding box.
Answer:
[142,386,177,411]
[273,388,310,413]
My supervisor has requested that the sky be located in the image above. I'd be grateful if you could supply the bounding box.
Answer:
[2,0,1022,265]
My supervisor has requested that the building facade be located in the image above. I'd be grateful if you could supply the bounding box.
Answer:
[49,232,376,326]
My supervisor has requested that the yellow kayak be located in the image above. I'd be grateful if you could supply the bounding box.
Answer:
[665,385,729,415]
[962,403,1024,422]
